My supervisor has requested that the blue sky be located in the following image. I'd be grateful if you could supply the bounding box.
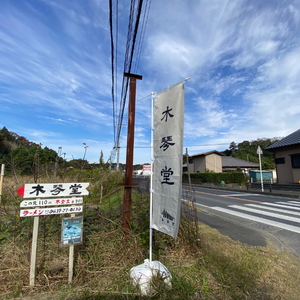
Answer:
[1,0,300,165]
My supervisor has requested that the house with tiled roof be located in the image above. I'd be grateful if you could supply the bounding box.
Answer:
[187,150,223,173]
[266,128,300,183]
[222,156,259,174]
[185,151,259,174]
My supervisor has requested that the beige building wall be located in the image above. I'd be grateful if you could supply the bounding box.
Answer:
[292,168,300,183]
[205,153,222,173]
[194,156,206,172]
[275,147,300,183]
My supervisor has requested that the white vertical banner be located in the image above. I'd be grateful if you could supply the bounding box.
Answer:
[152,83,184,239]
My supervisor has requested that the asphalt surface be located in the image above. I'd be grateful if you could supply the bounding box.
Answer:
[182,184,300,258]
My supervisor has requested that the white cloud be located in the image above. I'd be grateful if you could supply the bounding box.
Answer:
[1,0,300,165]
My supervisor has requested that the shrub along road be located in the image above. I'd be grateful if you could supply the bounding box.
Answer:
[183,185,300,258]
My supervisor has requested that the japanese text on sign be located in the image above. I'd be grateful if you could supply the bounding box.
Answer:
[20,197,83,208]
[153,82,185,239]
[20,206,83,217]
[17,182,89,199]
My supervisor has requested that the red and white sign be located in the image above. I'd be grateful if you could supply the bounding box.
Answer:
[20,206,83,217]
[20,197,83,208]
[17,183,89,199]
[143,165,151,175]
[143,165,151,172]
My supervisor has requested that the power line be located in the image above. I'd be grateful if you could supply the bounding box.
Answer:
[109,0,116,144]
[116,0,144,150]
[109,0,151,163]
[119,143,232,148]
[115,0,118,140]
[134,0,151,72]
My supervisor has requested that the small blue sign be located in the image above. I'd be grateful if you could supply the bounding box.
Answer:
[61,216,83,247]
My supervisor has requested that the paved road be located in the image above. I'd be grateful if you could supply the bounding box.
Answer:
[182,185,300,258]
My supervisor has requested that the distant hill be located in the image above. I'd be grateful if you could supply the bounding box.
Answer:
[0,126,64,176]
[220,138,280,170]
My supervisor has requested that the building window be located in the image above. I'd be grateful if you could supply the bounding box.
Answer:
[291,155,300,168]
[275,157,285,164]
[188,158,193,164]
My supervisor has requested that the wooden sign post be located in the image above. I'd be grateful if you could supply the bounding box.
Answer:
[30,203,40,287]
[68,213,75,283]
[17,182,89,286]
[0,164,4,205]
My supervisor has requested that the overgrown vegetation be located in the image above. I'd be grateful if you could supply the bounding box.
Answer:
[183,172,246,185]
[0,127,109,181]
[1,129,300,299]
[1,170,300,299]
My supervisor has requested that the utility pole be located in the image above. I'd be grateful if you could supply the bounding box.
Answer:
[118,72,142,234]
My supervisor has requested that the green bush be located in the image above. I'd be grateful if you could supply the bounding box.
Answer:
[183,172,245,185]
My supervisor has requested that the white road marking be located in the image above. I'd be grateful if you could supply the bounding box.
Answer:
[245,204,300,216]
[260,202,300,211]
[276,202,300,207]
[288,201,300,204]
[211,207,300,234]
[228,205,300,223]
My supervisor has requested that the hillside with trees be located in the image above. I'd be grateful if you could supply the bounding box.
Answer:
[221,138,280,169]
[0,127,65,180]
[0,126,100,181]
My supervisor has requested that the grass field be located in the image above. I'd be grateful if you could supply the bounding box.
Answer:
[1,172,300,299]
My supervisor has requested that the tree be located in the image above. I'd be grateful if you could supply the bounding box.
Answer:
[229,141,237,152]
[99,150,104,167]
[236,166,242,172]
[0,127,15,142]
[0,132,5,154]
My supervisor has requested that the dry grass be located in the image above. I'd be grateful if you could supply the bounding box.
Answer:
[197,223,300,299]
[1,217,300,299]
[1,173,300,299]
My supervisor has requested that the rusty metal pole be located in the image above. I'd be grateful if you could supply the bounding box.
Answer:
[120,73,142,235]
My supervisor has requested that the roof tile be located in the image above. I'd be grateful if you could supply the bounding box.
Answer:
[266,128,300,150]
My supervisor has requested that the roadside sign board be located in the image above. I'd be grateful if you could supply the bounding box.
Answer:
[17,183,89,199]
[17,182,89,287]
[20,206,83,217]
[143,165,151,175]
[257,145,263,155]
[20,197,83,208]
[61,216,83,247]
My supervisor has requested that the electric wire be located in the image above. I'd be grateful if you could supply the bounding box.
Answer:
[116,0,136,149]
[134,0,151,73]
[115,0,118,143]
[118,143,234,148]
[116,0,144,151]
[109,0,116,144]
[110,0,150,163]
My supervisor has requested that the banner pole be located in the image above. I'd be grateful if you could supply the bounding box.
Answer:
[149,92,154,264]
